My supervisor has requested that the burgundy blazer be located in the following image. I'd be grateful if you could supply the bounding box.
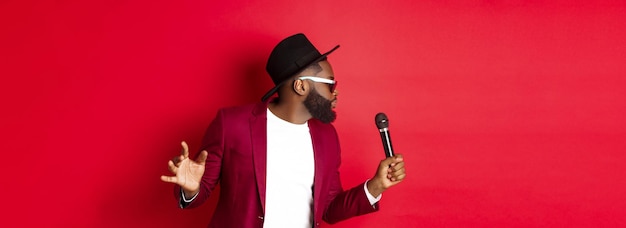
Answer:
[175,101,378,227]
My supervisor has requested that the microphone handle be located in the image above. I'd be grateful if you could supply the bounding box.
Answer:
[379,129,395,157]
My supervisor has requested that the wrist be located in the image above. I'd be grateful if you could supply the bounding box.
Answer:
[182,189,199,199]
[366,178,386,198]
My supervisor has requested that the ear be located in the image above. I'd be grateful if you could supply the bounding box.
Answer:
[292,78,308,96]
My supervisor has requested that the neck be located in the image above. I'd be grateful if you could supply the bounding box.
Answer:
[268,98,311,124]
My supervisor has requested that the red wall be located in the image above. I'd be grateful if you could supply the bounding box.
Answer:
[1,1,625,227]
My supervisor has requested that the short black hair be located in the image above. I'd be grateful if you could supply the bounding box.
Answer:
[303,61,323,75]
[302,57,327,75]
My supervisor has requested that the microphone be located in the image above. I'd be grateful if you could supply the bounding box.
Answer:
[375,113,394,158]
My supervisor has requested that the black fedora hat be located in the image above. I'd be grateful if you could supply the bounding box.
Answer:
[261,33,339,101]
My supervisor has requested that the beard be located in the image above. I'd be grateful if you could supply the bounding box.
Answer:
[303,87,337,123]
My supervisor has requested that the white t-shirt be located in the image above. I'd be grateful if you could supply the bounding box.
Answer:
[264,109,316,228]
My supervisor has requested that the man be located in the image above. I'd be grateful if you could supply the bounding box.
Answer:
[161,33,406,227]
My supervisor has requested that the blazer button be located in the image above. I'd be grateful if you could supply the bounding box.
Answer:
[258,216,264,220]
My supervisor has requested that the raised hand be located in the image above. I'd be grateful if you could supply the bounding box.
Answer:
[367,154,406,197]
[160,141,208,197]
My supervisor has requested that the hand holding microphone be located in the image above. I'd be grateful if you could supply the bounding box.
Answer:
[367,112,407,197]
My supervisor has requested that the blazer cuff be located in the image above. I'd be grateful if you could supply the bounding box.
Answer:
[364,179,382,206]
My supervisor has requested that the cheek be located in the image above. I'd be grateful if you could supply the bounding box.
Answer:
[324,93,334,101]
[320,87,335,100]
[328,92,337,101]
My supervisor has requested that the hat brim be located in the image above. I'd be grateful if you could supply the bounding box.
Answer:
[261,45,340,102]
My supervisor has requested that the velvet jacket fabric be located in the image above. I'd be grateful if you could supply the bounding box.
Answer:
[175,100,379,227]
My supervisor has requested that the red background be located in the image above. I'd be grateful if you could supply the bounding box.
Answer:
[1,0,625,227]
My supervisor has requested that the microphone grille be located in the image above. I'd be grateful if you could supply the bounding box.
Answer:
[375,112,389,129]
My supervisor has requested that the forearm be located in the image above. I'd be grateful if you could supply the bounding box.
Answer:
[323,181,379,224]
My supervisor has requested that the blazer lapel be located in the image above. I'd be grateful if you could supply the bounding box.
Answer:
[250,101,268,213]
[309,120,326,220]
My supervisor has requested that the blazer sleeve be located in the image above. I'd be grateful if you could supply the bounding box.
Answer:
[322,126,379,224]
[174,109,225,209]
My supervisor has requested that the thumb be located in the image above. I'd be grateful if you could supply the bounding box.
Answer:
[392,154,404,163]
[380,154,403,168]
[379,156,396,167]
[196,150,208,165]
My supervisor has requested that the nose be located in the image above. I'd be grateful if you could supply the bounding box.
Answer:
[333,89,339,98]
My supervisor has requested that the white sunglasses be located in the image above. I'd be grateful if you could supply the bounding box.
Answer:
[298,76,337,92]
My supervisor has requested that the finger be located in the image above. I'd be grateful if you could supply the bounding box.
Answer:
[171,155,183,165]
[391,173,406,182]
[391,166,406,177]
[393,154,404,162]
[391,161,404,171]
[167,160,178,174]
[161,175,179,184]
[181,141,189,158]
[392,167,405,177]
[176,155,185,166]
[196,150,208,165]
